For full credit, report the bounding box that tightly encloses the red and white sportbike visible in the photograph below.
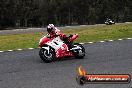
[39,34,85,63]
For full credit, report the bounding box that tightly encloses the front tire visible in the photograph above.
[39,48,55,63]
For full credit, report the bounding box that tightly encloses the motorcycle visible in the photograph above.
[39,34,85,63]
[105,19,115,25]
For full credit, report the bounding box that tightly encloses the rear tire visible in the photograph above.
[74,43,85,59]
[39,48,54,63]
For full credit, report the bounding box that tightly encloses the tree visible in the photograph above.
[0,0,132,29]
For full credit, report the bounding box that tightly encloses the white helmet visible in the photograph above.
[47,24,55,33]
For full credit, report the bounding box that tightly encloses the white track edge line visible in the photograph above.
[0,38,132,53]
[99,41,105,43]
[118,39,123,40]
[17,49,22,50]
[108,40,114,42]
[28,48,34,50]
[127,38,132,39]
[8,50,13,52]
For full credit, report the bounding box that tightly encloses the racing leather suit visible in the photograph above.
[48,27,73,49]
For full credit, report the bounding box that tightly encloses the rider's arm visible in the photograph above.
[56,31,67,40]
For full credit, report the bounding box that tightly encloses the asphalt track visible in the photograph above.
[0,39,132,88]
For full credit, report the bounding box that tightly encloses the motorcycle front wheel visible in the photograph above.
[39,48,55,63]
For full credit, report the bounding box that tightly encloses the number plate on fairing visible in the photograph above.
[46,36,64,51]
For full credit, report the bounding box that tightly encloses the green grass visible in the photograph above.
[0,23,132,51]
[0,32,45,51]
[63,24,132,42]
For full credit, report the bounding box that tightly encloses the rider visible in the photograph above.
[46,24,73,49]
[47,24,66,39]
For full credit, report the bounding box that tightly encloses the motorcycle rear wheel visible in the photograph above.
[74,43,85,59]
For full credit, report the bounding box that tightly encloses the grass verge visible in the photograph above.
[0,23,132,51]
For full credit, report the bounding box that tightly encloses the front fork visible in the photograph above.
[42,46,50,54]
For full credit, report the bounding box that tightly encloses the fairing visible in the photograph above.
[39,34,77,58]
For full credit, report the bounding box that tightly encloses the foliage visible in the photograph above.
[0,0,132,29]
